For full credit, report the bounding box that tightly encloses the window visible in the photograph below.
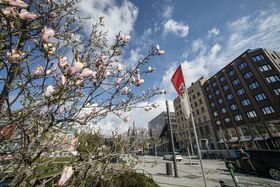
[255,93,267,101]
[247,110,257,118]
[266,75,280,83]
[212,81,217,87]
[274,88,280,95]
[201,107,205,112]
[196,109,199,115]
[223,84,230,91]
[230,104,238,110]
[252,54,265,62]
[238,62,247,70]
[241,99,251,106]
[236,88,245,95]
[213,111,218,117]
[210,102,215,108]
[195,102,198,107]
[262,106,275,115]
[205,86,210,91]
[193,95,196,99]
[234,115,243,121]
[203,115,207,122]
[232,79,240,86]
[226,94,234,101]
[199,99,202,104]
[216,120,221,125]
[243,71,253,79]
[197,92,200,96]
[224,118,231,123]
[221,108,227,113]
[228,69,236,77]
[215,90,220,95]
[208,94,212,99]
[219,76,225,82]
[258,64,272,72]
[217,98,223,104]
[249,81,259,90]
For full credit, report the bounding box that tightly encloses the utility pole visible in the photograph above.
[164,90,179,178]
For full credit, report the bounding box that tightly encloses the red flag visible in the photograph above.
[171,65,185,96]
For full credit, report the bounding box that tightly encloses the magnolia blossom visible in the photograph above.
[152,102,160,108]
[44,85,55,97]
[144,105,152,111]
[75,79,83,86]
[155,44,165,55]
[70,61,84,75]
[4,0,28,8]
[59,57,68,68]
[42,27,55,43]
[135,79,144,86]
[116,63,123,72]
[46,69,52,75]
[33,65,44,77]
[60,75,66,86]
[115,78,122,85]
[123,116,129,123]
[58,166,74,186]
[8,49,24,62]
[43,43,56,54]
[18,9,38,20]
[79,68,95,78]
[146,66,154,73]
[119,34,130,43]
[2,7,17,17]
[123,86,129,93]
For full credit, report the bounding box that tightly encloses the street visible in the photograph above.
[135,156,280,187]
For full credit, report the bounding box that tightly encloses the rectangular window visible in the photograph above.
[258,64,272,72]
[238,62,247,70]
[234,115,243,121]
[241,99,251,106]
[226,94,234,101]
[228,69,236,77]
[221,108,227,113]
[217,98,223,104]
[230,104,238,111]
[216,120,221,125]
[255,93,267,101]
[215,90,220,95]
[213,111,218,117]
[219,76,225,82]
[266,75,280,83]
[243,71,253,79]
[212,81,217,87]
[252,54,265,62]
[262,106,275,115]
[247,110,257,118]
[208,94,212,99]
[224,118,231,123]
[232,79,240,86]
[274,88,280,95]
[249,81,259,90]
[210,102,215,108]
[236,88,245,95]
[223,84,229,91]
[205,86,210,91]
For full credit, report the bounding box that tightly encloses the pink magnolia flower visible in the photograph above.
[119,34,130,43]
[2,7,17,17]
[8,49,25,62]
[123,86,129,93]
[75,79,83,86]
[59,57,67,68]
[33,65,44,77]
[46,69,52,75]
[155,44,165,55]
[79,68,95,78]
[116,63,123,72]
[43,43,56,54]
[60,75,66,86]
[70,61,84,75]
[146,66,154,73]
[5,0,28,8]
[42,27,55,43]
[115,78,122,85]
[144,105,152,111]
[44,85,55,97]
[18,9,38,21]
[135,79,144,86]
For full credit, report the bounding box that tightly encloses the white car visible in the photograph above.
[163,152,183,161]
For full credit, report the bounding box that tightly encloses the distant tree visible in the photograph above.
[0,0,165,186]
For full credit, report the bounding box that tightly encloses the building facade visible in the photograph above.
[203,48,280,150]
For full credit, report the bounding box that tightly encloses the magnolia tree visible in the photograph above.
[0,0,165,186]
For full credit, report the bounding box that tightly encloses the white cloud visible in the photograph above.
[192,39,205,52]
[163,6,173,18]
[164,19,189,37]
[78,0,138,44]
[207,27,220,39]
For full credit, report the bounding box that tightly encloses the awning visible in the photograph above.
[228,137,239,143]
[253,136,269,141]
[239,136,252,142]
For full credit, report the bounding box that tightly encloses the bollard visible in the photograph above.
[226,161,241,187]
[166,162,173,176]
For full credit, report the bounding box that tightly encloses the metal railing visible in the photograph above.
[135,169,153,179]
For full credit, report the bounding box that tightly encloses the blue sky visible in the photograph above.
[78,0,280,135]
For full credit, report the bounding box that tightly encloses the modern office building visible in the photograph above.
[203,48,280,150]
[148,111,178,153]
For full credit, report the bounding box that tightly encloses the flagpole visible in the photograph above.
[179,64,207,187]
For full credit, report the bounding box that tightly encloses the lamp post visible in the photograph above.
[163,90,179,178]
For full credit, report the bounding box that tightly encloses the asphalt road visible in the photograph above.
[135,155,280,187]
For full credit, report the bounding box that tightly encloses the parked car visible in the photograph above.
[163,152,183,161]
[227,150,280,181]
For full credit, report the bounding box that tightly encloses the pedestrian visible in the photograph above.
[239,149,256,172]
[219,180,230,187]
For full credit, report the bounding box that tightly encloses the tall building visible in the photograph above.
[203,48,280,150]
[148,111,178,153]
[173,77,218,154]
